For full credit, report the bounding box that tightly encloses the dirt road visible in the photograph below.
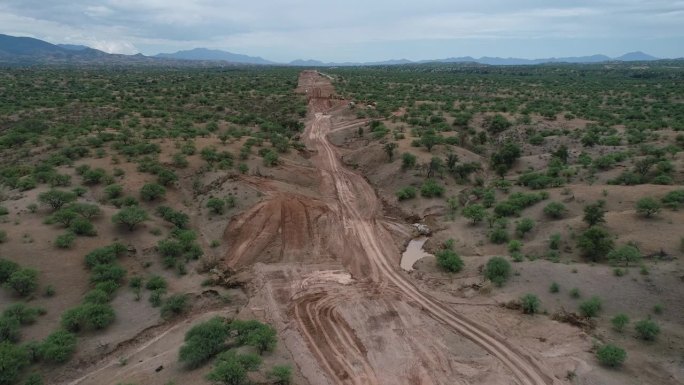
[225,71,562,385]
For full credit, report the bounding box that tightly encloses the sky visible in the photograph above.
[1,0,683,62]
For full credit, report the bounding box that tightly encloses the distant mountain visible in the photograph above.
[290,53,659,67]
[155,48,274,65]
[0,34,67,56]
[57,44,91,51]
[615,51,658,61]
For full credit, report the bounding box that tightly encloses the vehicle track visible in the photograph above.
[294,71,558,385]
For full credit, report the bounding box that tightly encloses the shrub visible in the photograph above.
[206,357,247,385]
[229,320,277,354]
[611,314,629,332]
[0,316,20,343]
[607,245,641,267]
[395,187,416,201]
[104,184,123,200]
[577,226,614,261]
[179,317,230,369]
[596,344,626,368]
[635,197,661,218]
[484,257,511,286]
[70,218,97,236]
[401,152,416,170]
[161,294,189,319]
[515,218,535,238]
[543,202,567,219]
[5,268,38,297]
[583,201,606,226]
[55,232,76,249]
[84,289,111,304]
[207,198,226,214]
[140,183,166,201]
[156,206,189,228]
[145,275,167,291]
[435,249,464,272]
[462,204,486,223]
[269,365,293,385]
[420,179,444,198]
[661,189,684,209]
[634,319,660,341]
[38,189,76,211]
[489,227,509,244]
[90,264,126,285]
[50,209,77,227]
[84,244,126,268]
[112,206,148,231]
[61,303,115,332]
[579,296,602,317]
[520,294,540,314]
[549,282,560,293]
[508,240,522,253]
[39,330,76,363]
[0,259,19,283]
[69,203,101,219]
[0,342,29,385]
[2,303,41,325]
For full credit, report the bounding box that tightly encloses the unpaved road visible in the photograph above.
[225,71,562,385]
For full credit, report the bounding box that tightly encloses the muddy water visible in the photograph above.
[400,237,434,271]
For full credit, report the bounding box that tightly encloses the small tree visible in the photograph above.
[515,218,535,238]
[435,249,464,272]
[484,257,511,286]
[39,330,76,363]
[577,226,614,261]
[583,201,606,226]
[596,344,626,368]
[112,207,148,231]
[634,319,660,341]
[0,342,29,385]
[269,365,293,385]
[38,189,76,211]
[206,358,247,385]
[5,268,38,297]
[543,202,567,219]
[520,294,541,314]
[207,198,226,214]
[607,245,641,267]
[383,142,398,161]
[579,296,602,317]
[161,294,188,319]
[401,152,416,170]
[611,314,629,332]
[635,197,661,218]
[140,183,166,201]
[462,204,486,224]
[420,179,444,198]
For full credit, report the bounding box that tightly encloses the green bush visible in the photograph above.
[611,313,629,332]
[435,249,464,272]
[5,269,39,297]
[583,201,606,226]
[462,204,486,223]
[140,183,166,201]
[179,317,230,369]
[0,259,19,283]
[39,330,76,363]
[515,218,535,238]
[596,344,626,368]
[661,189,684,209]
[520,294,540,314]
[156,206,189,228]
[634,319,660,341]
[2,303,41,325]
[70,218,97,236]
[55,232,76,249]
[207,197,226,214]
[395,186,416,201]
[543,202,567,219]
[0,316,20,343]
[84,243,126,269]
[90,264,126,285]
[484,257,511,286]
[103,184,123,200]
[607,245,641,267]
[145,275,167,291]
[112,206,148,231]
[38,189,76,211]
[229,320,277,354]
[549,282,560,293]
[579,296,602,317]
[0,342,29,385]
[83,289,111,304]
[161,294,188,319]
[401,152,416,170]
[635,197,661,218]
[577,226,614,261]
[61,303,115,332]
[420,179,444,198]
[269,365,293,385]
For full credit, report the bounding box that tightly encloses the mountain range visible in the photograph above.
[0,33,669,67]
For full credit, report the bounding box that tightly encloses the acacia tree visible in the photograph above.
[383,142,398,161]
[583,200,606,226]
[112,207,148,231]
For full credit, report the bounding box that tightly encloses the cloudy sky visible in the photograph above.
[1,0,683,61]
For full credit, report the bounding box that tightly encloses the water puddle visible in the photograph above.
[400,237,434,271]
